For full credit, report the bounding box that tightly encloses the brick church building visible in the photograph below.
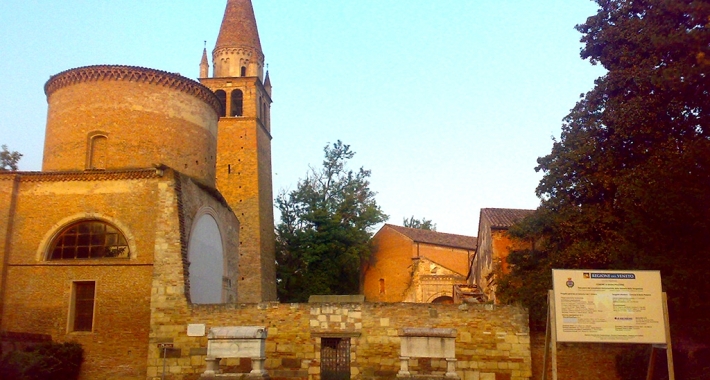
[0,0,276,377]
[0,2,537,380]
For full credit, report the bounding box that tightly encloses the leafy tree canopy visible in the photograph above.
[275,141,388,302]
[402,216,436,231]
[1,145,22,171]
[498,0,710,339]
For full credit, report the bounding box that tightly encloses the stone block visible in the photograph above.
[463,370,480,380]
[497,343,512,351]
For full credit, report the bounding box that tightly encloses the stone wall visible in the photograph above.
[146,301,532,380]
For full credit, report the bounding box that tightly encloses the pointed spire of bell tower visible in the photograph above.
[199,41,210,78]
[264,70,271,97]
[212,0,265,80]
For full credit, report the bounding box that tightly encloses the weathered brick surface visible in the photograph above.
[473,228,531,303]
[363,226,415,302]
[364,227,472,303]
[0,166,242,380]
[0,172,164,379]
[0,176,19,322]
[43,67,219,187]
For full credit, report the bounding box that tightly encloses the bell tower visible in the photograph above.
[200,0,276,302]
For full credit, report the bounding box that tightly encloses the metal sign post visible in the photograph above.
[157,343,174,380]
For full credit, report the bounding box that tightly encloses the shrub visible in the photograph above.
[0,341,83,380]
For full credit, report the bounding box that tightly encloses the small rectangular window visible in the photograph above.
[70,281,95,332]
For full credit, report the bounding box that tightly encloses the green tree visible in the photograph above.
[402,216,436,231]
[1,145,22,171]
[498,0,710,340]
[275,141,388,302]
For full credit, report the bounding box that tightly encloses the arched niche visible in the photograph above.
[187,213,224,304]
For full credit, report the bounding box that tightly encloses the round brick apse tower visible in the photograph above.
[42,65,222,186]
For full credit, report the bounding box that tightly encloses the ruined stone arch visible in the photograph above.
[427,291,454,304]
[187,207,227,304]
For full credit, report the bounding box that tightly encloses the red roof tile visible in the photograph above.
[480,208,535,229]
[215,0,263,55]
[385,224,477,250]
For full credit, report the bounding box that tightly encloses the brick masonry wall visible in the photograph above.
[43,77,219,187]
[0,173,169,380]
[146,301,532,380]
[0,176,19,323]
[363,227,415,302]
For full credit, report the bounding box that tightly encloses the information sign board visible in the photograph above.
[552,269,665,344]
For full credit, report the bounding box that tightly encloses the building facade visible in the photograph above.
[470,208,534,303]
[362,224,476,303]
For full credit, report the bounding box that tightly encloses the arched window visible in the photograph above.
[215,90,227,117]
[240,66,247,77]
[88,135,107,169]
[49,220,130,260]
[230,90,243,117]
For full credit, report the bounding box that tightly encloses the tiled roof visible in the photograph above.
[215,0,263,55]
[0,168,162,182]
[480,208,536,229]
[385,224,477,250]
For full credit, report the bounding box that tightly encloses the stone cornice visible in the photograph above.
[0,168,163,182]
[44,65,222,114]
[212,47,265,63]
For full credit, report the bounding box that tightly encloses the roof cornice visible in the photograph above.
[44,65,222,115]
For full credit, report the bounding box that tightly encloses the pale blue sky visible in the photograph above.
[0,0,605,235]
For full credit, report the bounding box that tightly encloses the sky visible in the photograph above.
[0,0,606,236]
